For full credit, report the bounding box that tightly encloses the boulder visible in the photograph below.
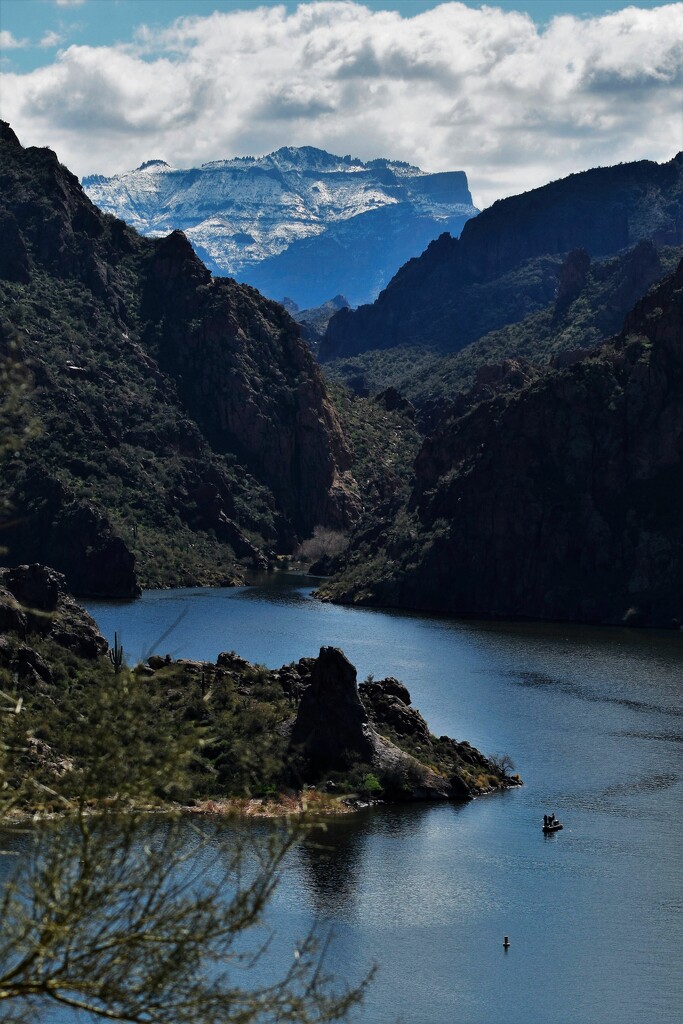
[359,676,431,741]
[216,650,252,672]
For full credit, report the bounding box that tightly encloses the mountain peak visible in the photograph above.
[83,149,477,306]
[268,145,351,169]
[135,159,171,171]
[0,120,22,148]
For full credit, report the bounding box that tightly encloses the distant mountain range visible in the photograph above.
[82,147,478,307]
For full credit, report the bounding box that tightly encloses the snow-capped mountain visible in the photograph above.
[83,146,478,307]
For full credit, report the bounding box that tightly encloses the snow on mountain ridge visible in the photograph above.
[82,146,477,304]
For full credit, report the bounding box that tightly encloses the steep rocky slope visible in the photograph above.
[323,239,683,426]
[319,259,683,628]
[0,122,358,594]
[83,148,477,308]
[322,153,683,361]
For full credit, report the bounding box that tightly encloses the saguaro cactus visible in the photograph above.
[108,632,124,673]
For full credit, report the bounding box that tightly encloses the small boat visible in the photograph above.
[542,817,563,833]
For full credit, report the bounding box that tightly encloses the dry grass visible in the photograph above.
[183,791,354,819]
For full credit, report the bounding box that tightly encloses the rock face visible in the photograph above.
[290,647,376,769]
[0,122,360,591]
[322,153,683,360]
[0,564,107,659]
[140,230,360,537]
[83,148,478,308]
[290,647,460,800]
[358,677,430,742]
[7,472,140,599]
[322,259,683,628]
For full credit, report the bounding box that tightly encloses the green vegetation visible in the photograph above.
[0,268,277,589]
[0,126,361,596]
[0,638,371,1023]
[0,641,292,808]
[324,244,683,418]
[327,383,422,505]
[321,257,683,628]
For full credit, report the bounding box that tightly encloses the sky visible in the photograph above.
[0,0,681,207]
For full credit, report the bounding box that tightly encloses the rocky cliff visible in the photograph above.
[0,563,107,660]
[322,239,682,426]
[320,259,683,628]
[0,122,359,593]
[322,153,683,361]
[138,229,359,537]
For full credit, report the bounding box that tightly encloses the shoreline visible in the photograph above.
[0,794,364,828]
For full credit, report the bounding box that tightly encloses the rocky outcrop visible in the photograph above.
[0,564,107,659]
[0,581,513,804]
[288,646,485,801]
[138,646,506,802]
[322,153,683,360]
[141,231,360,537]
[6,470,140,599]
[358,677,430,742]
[554,248,591,313]
[373,388,417,421]
[322,259,683,628]
[290,647,377,768]
[0,210,30,284]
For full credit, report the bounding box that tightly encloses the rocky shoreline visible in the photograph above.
[0,563,520,814]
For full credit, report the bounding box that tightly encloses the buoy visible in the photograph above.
[503,936,510,950]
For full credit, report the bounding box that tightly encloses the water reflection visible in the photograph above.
[296,816,369,917]
[78,577,683,1024]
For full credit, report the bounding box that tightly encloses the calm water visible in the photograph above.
[79,575,683,1022]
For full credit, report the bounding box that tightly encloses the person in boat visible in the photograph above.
[544,814,548,826]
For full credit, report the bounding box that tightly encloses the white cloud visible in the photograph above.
[55,1,86,7]
[0,29,28,49]
[1,1,682,207]
[40,30,67,49]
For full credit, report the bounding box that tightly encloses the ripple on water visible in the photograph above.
[79,581,683,1024]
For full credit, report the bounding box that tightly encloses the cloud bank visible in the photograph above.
[1,1,681,206]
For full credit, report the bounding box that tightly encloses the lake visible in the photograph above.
[79,573,683,1023]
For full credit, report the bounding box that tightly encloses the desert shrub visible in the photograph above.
[489,752,516,778]
[360,772,383,796]
[297,525,349,562]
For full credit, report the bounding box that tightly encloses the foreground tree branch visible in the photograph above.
[0,802,373,1023]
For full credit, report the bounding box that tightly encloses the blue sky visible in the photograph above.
[1,0,680,206]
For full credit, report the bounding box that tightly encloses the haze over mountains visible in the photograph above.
[82,147,477,308]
